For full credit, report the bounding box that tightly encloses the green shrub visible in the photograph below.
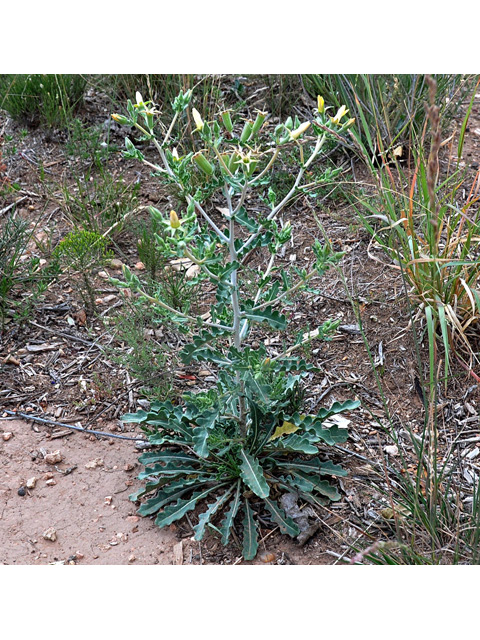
[52,229,112,315]
[60,163,139,236]
[0,74,86,128]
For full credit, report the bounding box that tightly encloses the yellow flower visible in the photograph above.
[290,121,311,140]
[330,105,349,125]
[317,95,325,114]
[192,108,204,131]
[169,210,181,229]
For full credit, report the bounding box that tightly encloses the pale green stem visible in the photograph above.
[137,288,233,333]
[252,269,317,311]
[240,134,326,255]
[248,148,280,185]
[226,189,247,436]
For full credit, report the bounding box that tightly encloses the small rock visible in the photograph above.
[26,477,37,489]
[18,486,27,496]
[85,458,104,469]
[260,552,276,564]
[384,445,399,456]
[123,463,135,472]
[126,515,139,523]
[108,258,123,270]
[43,527,57,542]
[43,472,54,480]
[45,450,63,465]
[2,432,13,441]
[104,496,113,505]
[45,479,57,486]
[135,261,145,270]
[128,554,136,563]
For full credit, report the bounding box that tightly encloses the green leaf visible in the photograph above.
[138,462,201,479]
[138,451,199,466]
[263,497,300,537]
[235,206,260,233]
[242,305,287,330]
[275,433,318,455]
[274,458,347,477]
[220,481,242,546]
[138,479,204,516]
[154,486,217,528]
[291,471,341,501]
[121,410,148,423]
[193,485,235,541]
[242,499,258,561]
[238,449,270,498]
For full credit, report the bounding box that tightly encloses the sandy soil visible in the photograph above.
[0,419,179,565]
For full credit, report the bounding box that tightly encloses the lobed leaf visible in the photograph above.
[263,497,300,538]
[238,449,270,498]
[154,486,217,528]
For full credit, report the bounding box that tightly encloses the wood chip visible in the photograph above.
[173,541,184,565]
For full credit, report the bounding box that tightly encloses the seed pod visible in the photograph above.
[192,151,214,175]
[228,152,240,172]
[251,110,267,135]
[221,110,233,133]
[240,120,254,143]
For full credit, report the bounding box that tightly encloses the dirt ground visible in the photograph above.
[1,75,480,565]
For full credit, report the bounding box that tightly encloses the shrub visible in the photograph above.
[0,74,86,128]
[52,229,112,315]
[112,89,360,559]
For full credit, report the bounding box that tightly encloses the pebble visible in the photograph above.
[384,445,399,456]
[43,472,54,480]
[45,450,63,465]
[85,458,104,469]
[128,554,136,563]
[26,477,37,489]
[2,432,13,441]
[43,527,57,542]
[18,486,27,496]
[45,479,57,486]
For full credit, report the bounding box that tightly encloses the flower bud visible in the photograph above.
[192,108,204,131]
[135,92,144,107]
[192,151,214,175]
[290,121,311,140]
[221,110,233,133]
[111,113,130,125]
[170,210,181,229]
[317,95,325,114]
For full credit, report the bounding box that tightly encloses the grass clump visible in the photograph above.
[0,74,86,128]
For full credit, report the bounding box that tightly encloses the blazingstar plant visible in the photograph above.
[113,91,359,560]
